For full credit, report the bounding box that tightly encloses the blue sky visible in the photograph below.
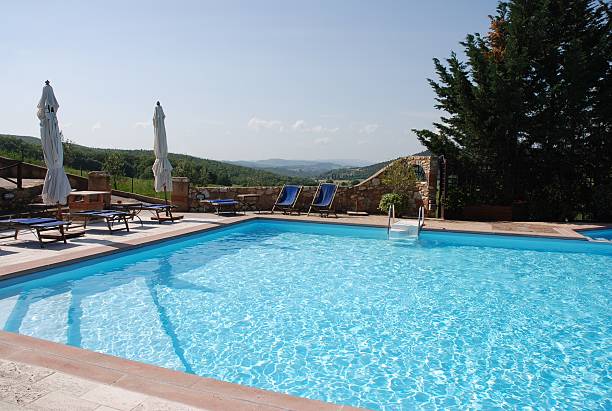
[1,1,496,163]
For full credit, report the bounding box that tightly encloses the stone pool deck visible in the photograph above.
[0,212,609,410]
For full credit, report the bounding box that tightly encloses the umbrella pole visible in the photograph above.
[163,185,168,206]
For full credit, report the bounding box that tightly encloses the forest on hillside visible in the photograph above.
[0,135,317,191]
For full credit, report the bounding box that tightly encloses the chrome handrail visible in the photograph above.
[387,203,395,237]
[417,206,425,235]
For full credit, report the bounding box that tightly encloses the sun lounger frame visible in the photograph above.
[112,203,183,224]
[0,218,84,248]
[202,199,241,216]
[72,210,131,233]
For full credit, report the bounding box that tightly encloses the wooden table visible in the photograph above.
[67,191,111,211]
[237,194,261,213]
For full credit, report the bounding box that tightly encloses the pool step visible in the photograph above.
[389,219,420,240]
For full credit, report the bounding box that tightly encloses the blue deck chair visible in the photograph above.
[307,183,338,217]
[272,185,303,214]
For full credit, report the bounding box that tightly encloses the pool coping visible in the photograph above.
[0,215,609,410]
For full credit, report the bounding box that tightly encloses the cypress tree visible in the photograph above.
[415,0,611,221]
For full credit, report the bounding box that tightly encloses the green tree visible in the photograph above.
[414,0,611,221]
[382,159,417,197]
[103,152,125,189]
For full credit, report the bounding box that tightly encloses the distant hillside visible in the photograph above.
[0,134,317,187]
[320,159,394,180]
[227,159,367,178]
[320,150,432,181]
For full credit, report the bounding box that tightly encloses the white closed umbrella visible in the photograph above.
[152,101,173,201]
[36,80,72,205]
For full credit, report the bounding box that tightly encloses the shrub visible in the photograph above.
[379,193,405,214]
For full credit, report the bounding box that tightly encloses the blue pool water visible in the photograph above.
[581,228,612,241]
[0,221,610,410]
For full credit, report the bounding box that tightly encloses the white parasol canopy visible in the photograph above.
[152,101,173,193]
[36,81,72,205]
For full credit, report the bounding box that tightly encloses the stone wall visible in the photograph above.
[0,185,42,214]
[189,156,438,216]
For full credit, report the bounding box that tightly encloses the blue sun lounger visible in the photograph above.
[71,210,131,233]
[0,217,83,247]
[272,185,303,214]
[202,199,241,216]
[307,183,338,217]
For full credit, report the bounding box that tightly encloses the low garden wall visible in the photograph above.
[189,156,438,216]
[0,185,43,214]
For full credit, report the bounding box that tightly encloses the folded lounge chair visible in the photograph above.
[307,183,338,217]
[0,217,84,247]
[202,199,241,216]
[71,210,131,233]
[272,185,302,214]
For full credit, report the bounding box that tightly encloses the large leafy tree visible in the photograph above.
[415,0,611,221]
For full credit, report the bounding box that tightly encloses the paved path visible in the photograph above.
[0,359,204,410]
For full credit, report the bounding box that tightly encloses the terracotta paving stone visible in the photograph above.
[113,375,283,411]
[73,351,203,388]
[6,351,124,386]
[0,344,24,359]
[190,378,349,411]
[0,334,87,361]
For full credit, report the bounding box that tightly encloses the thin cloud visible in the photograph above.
[359,124,379,135]
[293,120,339,134]
[133,121,150,128]
[247,117,283,131]
[292,120,307,131]
[91,121,102,132]
[249,117,339,134]
[314,137,331,145]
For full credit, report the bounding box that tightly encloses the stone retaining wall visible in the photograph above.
[189,156,438,216]
[0,185,43,213]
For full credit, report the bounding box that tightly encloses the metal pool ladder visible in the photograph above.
[387,204,424,241]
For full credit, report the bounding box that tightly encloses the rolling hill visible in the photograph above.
[227,159,369,178]
[0,134,317,187]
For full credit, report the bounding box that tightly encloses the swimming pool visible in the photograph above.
[0,220,610,410]
[581,228,612,242]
